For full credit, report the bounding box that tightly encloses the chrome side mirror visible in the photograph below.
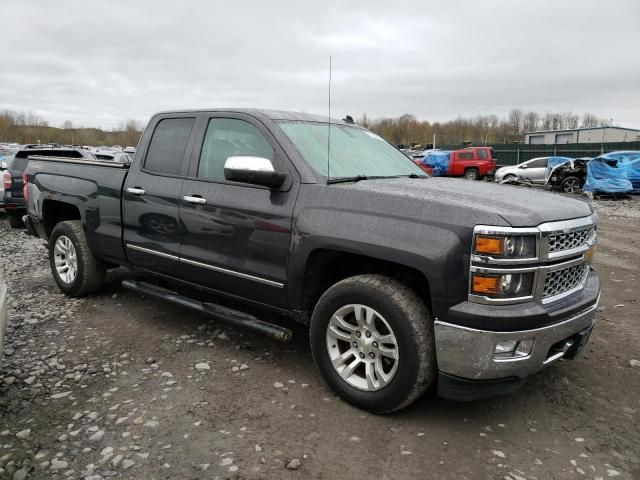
[224,156,287,188]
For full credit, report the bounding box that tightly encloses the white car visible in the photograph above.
[495,157,550,184]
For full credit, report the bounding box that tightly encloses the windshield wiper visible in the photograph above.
[327,173,428,184]
[327,175,371,184]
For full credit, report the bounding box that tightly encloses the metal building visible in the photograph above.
[524,126,640,145]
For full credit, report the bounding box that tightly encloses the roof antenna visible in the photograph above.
[327,56,332,184]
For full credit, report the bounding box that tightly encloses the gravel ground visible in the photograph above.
[591,196,640,220]
[0,199,639,480]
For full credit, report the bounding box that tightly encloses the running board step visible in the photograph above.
[121,280,292,343]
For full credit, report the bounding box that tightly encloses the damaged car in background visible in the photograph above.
[495,157,550,185]
[544,157,591,194]
[499,151,638,196]
[594,151,640,192]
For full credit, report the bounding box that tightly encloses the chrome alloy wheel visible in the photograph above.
[325,304,399,391]
[54,235,78,284]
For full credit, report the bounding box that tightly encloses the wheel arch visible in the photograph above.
[42,200,81,238]
[296,248,432,323]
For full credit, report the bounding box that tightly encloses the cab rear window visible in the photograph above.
[144,117,195,176]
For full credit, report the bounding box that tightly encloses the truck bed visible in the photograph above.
[25,156,130,265]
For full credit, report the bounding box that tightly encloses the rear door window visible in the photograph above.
[477,149,488,159]
[458,152,474,160]
[144,117,195,176]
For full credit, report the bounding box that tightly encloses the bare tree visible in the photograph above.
[540,112,552,130]
[581,113,599,128]
[564,112,579,129]
[507,109,524,136]
[358,113,370,128]
[523,111,540,132]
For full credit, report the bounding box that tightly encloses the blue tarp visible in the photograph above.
[420,151,451,176]
[596,151,640,192]
[582,158,633,194]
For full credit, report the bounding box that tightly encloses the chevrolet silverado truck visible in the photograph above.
[22,109,600,413]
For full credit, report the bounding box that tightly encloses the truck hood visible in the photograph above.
[347,177,593,227]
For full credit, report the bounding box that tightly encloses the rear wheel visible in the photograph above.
[7,213,22,228]
[309,274,435,414]
[464,168,480,180]
[49,220,106,297]
[562,176,581,194]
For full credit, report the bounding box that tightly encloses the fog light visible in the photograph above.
[494,339,534,360]
[494,340,518,355]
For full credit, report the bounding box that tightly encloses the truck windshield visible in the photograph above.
[278,121,426,180]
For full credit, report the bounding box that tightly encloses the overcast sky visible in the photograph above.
[1,0,639,129]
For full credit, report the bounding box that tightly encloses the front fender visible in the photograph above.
[288,205,472,315]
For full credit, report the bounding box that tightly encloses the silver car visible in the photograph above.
[495,157,550,184]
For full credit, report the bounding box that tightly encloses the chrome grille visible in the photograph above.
[547,227,594,253]
[543,263,589,298]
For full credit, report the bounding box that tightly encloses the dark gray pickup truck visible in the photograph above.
[23,109,600,413]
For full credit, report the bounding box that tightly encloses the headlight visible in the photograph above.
[474,234,536,259]
[471,272,534,298]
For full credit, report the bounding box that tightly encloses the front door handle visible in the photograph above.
[183,195,207,205]
[127,187,146,195]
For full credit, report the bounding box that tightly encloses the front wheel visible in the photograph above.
[49,220,106,297]
[464,169,480,180]
[309,274,436,414]
[562,176,582,194]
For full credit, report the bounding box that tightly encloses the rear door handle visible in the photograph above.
[183,195,207,204]
[127,187,146,196]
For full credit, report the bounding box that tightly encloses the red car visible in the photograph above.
[416,147,497,180]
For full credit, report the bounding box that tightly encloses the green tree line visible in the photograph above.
[360,109,612,147]
[0,110,144,147]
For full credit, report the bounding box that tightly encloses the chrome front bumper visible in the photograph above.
[434,298,599,381]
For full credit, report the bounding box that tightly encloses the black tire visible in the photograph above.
[464,168,480,180]
[503,174,517,182]
[562,176,582,194]
[309,274,436,414]
[49,220,106,297]
[7,213,23,229]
